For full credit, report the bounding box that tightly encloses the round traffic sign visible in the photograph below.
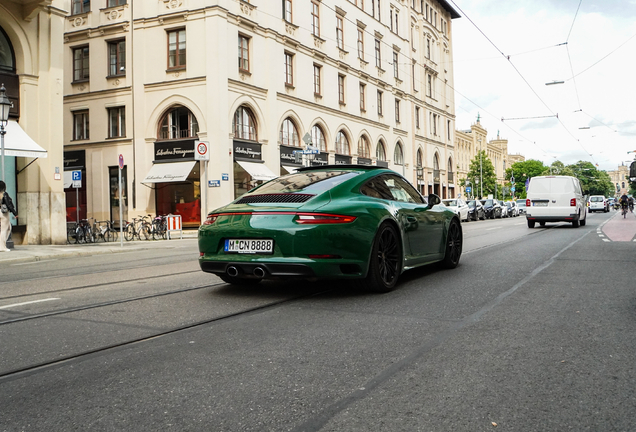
[197,141,208,156]
[119,154,124,170]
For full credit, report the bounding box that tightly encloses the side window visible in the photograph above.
[360,175,394,200]
[392,176,424,203]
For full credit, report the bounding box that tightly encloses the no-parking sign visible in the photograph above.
[195,141,210,161]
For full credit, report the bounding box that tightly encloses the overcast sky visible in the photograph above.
[449,0,636,171]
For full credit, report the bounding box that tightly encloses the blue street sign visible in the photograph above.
[221,173,229,181]
[511,186,516,192]
[294,149,320,155]
[466,186,472,193]
[72,170,82,181]
[208,180,220,187]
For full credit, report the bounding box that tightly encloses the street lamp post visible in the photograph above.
[0,84,14,182]
[478,138,483,198]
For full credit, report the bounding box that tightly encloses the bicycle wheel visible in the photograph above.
[104,228,116,242]
[152,222,161,240]
[141,224,151,240]
[67,226,77,244]
[76,227,86,244]
[124,224,135,241]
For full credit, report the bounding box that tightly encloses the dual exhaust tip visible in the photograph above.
[227,266,265,279]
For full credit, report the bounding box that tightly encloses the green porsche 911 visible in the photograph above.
[198,165,462,292]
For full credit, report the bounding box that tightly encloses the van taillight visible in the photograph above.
[570,198,576,206]
[526,199,531,207]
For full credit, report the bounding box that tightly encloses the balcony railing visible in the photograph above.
[447,171,454,182]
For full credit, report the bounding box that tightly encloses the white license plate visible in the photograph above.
[225,239,274,254]
[533,202,548,207]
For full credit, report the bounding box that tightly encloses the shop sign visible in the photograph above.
[357,157,372,165]
[310,152,329,166]
[280,145,302,166]
[154,140,195,162]
[335,154,352,165]
[376,160,389,168]
[64,150,86,170]
[233,140,262,161]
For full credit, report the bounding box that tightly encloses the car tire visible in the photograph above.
[572,218,580,228]
[580,216,586,226]
[441,219,462,269]
[359,222,402,293]
[219,274,262,286]
[528,220,535,228]
[539,222,546,227]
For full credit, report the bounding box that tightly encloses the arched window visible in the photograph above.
[158,106,199,140]
[417,149,423,168]
[233,105,257,141]
[394,142,404,165]
[434,153,440,170]
[0,27,15,73]
[280,118,299,147]
[311,124,326,151]
[376,140,386,161]
[358,136,371,158]
[448,157,453,172]
[335,130,350,155]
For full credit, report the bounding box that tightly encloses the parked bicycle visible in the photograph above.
[151,215,167,240]
[94,220,119,242]
[67,218,95,244]
[124,215,152,241]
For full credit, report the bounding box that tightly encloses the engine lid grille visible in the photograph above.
[236,193,315,204]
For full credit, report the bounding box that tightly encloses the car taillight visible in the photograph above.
[294,213,357,224]
[203,214,218,225]
[526,199,531,207]
[570,198,576,206]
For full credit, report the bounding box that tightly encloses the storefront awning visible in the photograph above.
[237,160,278,181]
[3,120,48,158]
[142,161,196,183]
[281,165,300,174]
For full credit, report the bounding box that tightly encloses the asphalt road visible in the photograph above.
[0,211,635,431]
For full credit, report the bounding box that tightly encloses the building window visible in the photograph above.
[375,39,381,68]
[284,52,294,86]
[238,34,250,72]
[72,0,90,15]
[313,64,322,95]
[431,113,438,136]
[108,106,126,138]
[311,125,327,151]
[108,39,126,76]
[335,131,350,155]
[393,51,399,78]
[415,106,420,129]
[417,149,423,168]
[338,74,345,104]
[72,46,89,82]
[158,106,199,140]
[233,106,257,141]
[167,29,186,69]
[311,1,320,37]
[283,0,293,22]
[358,136,371,158]
[394,143,404,165]
[280,118,299,147]
[336,15,344,50]
[377,141,386,161]
[395,10,399,34]
[427,73,432,97]
[107,0,126,6]
[73,110,89,140]
[395,99,400,123]
[357,28,365,59]
[426,38,431,59]
[371,0,375,17]
[359,83,366,111]
[377,90,383,116]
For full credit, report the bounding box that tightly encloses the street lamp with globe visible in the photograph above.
[0,83,14,182]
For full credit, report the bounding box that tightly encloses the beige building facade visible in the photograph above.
[62,0,461,229]
[607,164,629,196]
[454,117,525,199]
[0,0,67,245]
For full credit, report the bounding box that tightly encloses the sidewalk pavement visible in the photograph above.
[0,230,199,265]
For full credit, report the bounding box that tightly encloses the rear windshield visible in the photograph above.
[528,177,572,194]
[251,171,359,194]
[481,199,494,205]
[590,196,604,202]
[444,200,457,206]
[516,200,526,206]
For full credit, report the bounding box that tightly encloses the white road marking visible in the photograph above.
[515,223,525,225]
[0,298,61,310]
[486,227,499,231]
[603,239,610,242]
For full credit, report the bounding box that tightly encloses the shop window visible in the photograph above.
[155,162,201,227]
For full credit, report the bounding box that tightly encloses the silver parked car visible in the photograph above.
[442,198,470,222]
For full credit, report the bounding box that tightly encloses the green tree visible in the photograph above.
[463,150,496,199]
[504,159,547,199]
[566,161,612,196]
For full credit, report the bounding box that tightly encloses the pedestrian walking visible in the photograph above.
[0,180,18,252]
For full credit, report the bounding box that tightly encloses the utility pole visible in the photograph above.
[478,138,483,198]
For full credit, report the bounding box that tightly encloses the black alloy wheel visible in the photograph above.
[441,219,462,269]
[360,223,402,293]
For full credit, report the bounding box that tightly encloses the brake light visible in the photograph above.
[203,214,218,225]
[570,198,576,206]
[526,199,531,207]
[294,213,357,224]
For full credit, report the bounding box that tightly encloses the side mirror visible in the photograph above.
[427,194,441,207]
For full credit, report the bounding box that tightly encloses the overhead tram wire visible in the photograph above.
[447,0,599,167]
[565,0,583,111]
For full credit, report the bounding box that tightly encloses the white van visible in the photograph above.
[525,175,587,228]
